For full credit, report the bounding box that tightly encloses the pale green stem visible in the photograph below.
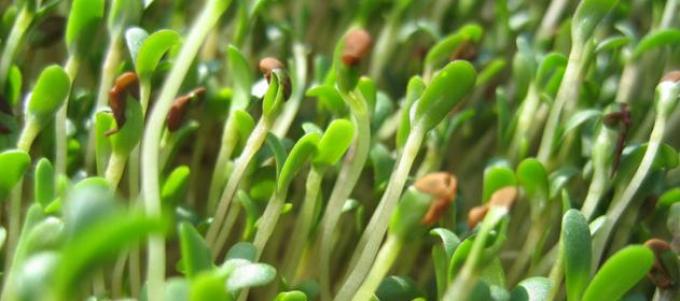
[54,56,81,177]
[546,242,565,301]
[369,14,397,80]
[141,2,226,300]
[206,115,239,213]
[252,186,290,257]
[318,108,370,301]
[105,152,128,191]
[351,235,402,301]
[0,6,32,93]
[85,35,123,172]
[272,43,307,138]
[335,125,425,301]
[212,200,241,259]
[282,167,324,281]
[580,168,608,220]
[509,85,540,161]
[537,45,585,164]
[591,116,665,268]
[206,118,270,250]
[128,146,142,297]
[443,206,507,300]
[508,220,544,284]
[535,0,569,47]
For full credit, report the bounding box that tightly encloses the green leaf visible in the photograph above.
[509,277,552,301]
[161,165,190,207]
[65,0,105,56]
[582,245,654,301]
[265,134,287,180]
[94,112,114,175]
[274,291,308,301]
[15,252,58,301]
[262,71,287,117]
[233,110,255,149]
[179,222,213,279]
[657,188,680,209]
[225,242,257,262]
[26,65,71,121]
[560,109,602,141]
[278,132,320,189]
[34,158,55,209]
[397,76,426,149]
[54,213,163,299]
[430,228,461,259]
[226,263,277,292]
[389,187,432,240]
[227,45,253,110]
[306,85,347,116]
[62,178,117,238]
[482,162,516,202]
[190,271,230,301]
[357,76,377,113]
[516,158,549,202]
[375,276,423,301]
[561,209,591,301]
[595,35,631,53]
[571,0,620,44]
[125,27,148,62]
[413,60,477,131]
[6,65,22,107]
[535,53,567,90]
[632,29,680,59]
[425,24,483,68]
[313,118,355,166]
[0,149,30,200]
[135,29,182,80]
[165,278,190,301]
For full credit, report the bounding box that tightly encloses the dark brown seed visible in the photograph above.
[166,87,206,132]
[259,57,284,81]
[467,205,489,229]
[108,72,139,133]
[644,238,674,289]
[450,40,477,61]
[661,71,680,83]
[342,29,372,66]
[417,173,458,225]
[488,187,518,210]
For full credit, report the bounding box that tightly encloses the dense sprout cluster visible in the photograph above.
[0,0,679,300]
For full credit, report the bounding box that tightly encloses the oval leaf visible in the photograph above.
[0,149,30,200]
[582,245,654,301]
[562,209,591,301]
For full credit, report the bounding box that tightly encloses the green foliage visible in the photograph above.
[582,246,654,301]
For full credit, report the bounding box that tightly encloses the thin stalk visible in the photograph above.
[318,107,370,301]
[212,199,241,259]
[335,125,425,301]
[282,167,324,281]
[0,6,33,93]
[351,235,402,301]
[443,207,507,300]
[507,220,544,284]
[206,115,239,213]
[591,115,665,268]
[546,242,565,300]
[534,0,569,47]
[141,2,226,300]
[85,36,124,172]
[252,186,290,257]
[368,11,398,81]
[537,45,588,165]
[55,56,80,177]
[104,152,128,193]
[272,43,307,138]
[509,85,541,161]
[207,118,270,250]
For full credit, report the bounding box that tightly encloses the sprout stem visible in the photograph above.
[282,167,324,281]
[105,152,128,189]
[272,43,307,138]
[206,115,239,213]
[0,6,32,95]
[335,125,425,300]
[55,56,81,177]
[351,234,402,301]
[318,100,370,301]
[85,36,123,172]
[207,118,270,250]
[141,1,226,299]
[591,115,665,268]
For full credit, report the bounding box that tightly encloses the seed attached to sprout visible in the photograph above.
[167,87,206,132]
[107,72,139,135]
[342,29,372,66]
[644,238,673,289]
[467,205,488,228]
[661,71,680,83]
[415,172,458,225]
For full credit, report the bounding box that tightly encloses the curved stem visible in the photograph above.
[206,115,239,213]
[272,43,307,138]
[335,125,425,301]
[206,118,270,250]
[141,2,227,300]
[282,167,324,281]
[85,35,123,172]
[537,46,585,165]
[0,6,33,94]
[55,56,80,177]
[252,187,289,257]
[351,235,402,301]
[591,116,665,268]
[105,152,128,189]
[318,108,370,301]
